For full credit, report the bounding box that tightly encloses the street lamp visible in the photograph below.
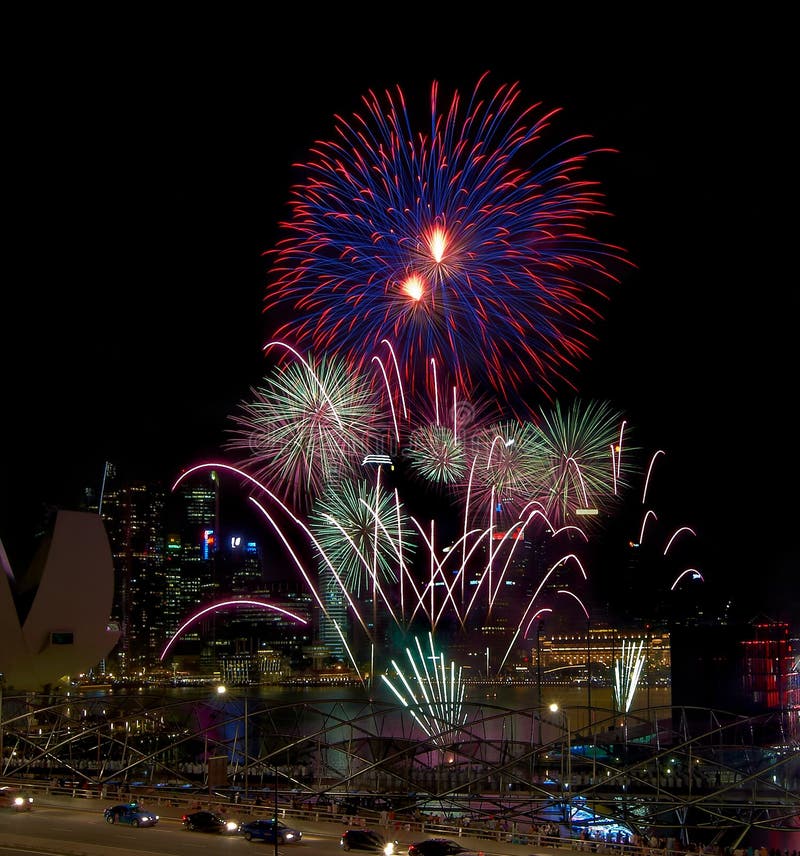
[549,703,571,835]
[216,685,249,801]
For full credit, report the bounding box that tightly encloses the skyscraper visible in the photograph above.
[101,476,166,671]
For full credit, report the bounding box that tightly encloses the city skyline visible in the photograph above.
[3,24,796,628]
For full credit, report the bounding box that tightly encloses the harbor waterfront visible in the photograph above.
[3,679,798,847]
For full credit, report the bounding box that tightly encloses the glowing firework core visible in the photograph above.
[429,227,446,263]
[403,275,425,302]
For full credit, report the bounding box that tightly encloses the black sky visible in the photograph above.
[3,18,796,624]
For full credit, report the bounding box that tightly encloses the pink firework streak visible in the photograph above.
[159,598,307,660]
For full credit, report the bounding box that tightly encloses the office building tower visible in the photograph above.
[101,477,166,671]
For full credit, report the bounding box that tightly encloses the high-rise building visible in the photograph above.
[101,475,167,671]
[161,472,221,662]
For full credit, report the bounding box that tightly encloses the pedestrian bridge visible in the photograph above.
[1,690,797,846]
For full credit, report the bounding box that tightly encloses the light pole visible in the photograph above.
[274,761,279,856]
[586,617,592,730]
[536,623,544,745]
[0,672,4,777]
[549,703,571,836]
[244,693,249,802]
[645,624,651,713]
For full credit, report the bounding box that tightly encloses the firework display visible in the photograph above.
[171,75,702,732]
[381,632,467,745]
[613,638,646,714]
[406,423,467,485]
[534,399,635,528]
[263,73,631,405]
[308,476,412,596]
[226,349,387,509]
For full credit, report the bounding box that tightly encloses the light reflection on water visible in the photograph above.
[158,682,670,709]
[135,681,672,739]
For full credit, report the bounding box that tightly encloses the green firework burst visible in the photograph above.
[535,399,636,527]
[226,353,387,509]
[310,478,415,596]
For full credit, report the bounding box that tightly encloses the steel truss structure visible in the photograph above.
[1,691,797,845]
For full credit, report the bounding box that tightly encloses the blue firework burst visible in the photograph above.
[264,72,630,405]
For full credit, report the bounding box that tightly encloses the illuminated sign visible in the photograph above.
[492,527,524,540]
[203,529,215,560]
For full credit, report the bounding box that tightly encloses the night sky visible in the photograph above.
[3,18,796,625]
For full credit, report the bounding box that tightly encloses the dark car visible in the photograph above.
[240,818,303,844]
[0,786,34,811]
[407,840,482,856]
[340,827,398,853]
[103,802,159,827]
[181,809,239,833]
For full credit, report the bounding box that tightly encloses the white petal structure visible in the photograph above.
[381,633,467,746]
[613,638,645,714]
[0,511,120,690]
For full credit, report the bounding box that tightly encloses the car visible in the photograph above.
[103,802,159,827]
[56,776,90,788]
[0,786,34,811]
[181,809,240,833]
[340,827,398,853]
[407,840,483,856]
[239,818,303,844]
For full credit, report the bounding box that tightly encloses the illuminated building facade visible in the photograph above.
[534,627,671,687]
[671,617,794,715]
[740,620,793,709]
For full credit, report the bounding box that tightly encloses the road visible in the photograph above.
[0,793,567,856]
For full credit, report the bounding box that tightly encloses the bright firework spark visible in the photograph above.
[663,526,697,556]
[464,419,548,527]
[534,399,636,528]
[670,568,704,590]
[404,373,498,489]
[264,73,631,404]
[381,633,467,746]
[406,423,467,485]
[225,349,387,509]
[496,551,588,674]
[172,450,594,658]
[309,477,414,596]
[613,638,645,714]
